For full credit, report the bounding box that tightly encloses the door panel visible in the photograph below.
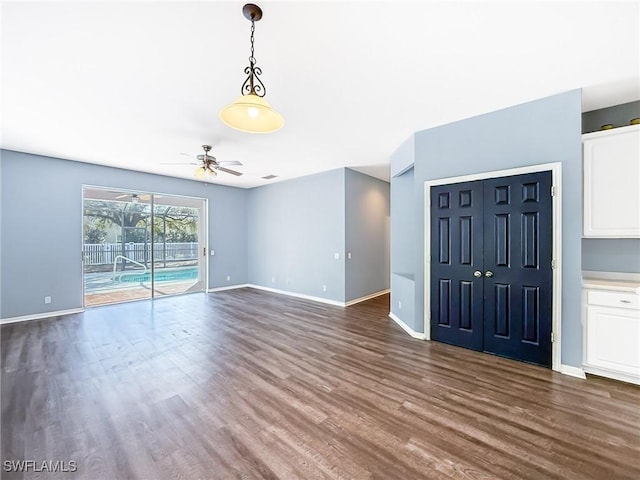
[431,181,484,351]
[482,172,553,366]
[429,171,553,367]
[151,194,206,298]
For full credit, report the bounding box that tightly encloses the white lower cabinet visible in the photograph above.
[583,286,640,385]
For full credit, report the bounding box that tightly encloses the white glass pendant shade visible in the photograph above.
[195,166,206,178]
[219,94,284,133]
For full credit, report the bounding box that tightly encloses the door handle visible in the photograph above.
[473,270,482,278]
[485,271,494,277]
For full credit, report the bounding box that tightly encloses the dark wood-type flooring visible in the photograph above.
[2,289,639,479]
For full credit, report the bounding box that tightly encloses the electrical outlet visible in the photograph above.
[323,285,327,292]
[334,253,340,260]
[226,275,231,281]
[398,300,402,310]
[347,252,352,259]
[271,276,276,283]
[44,296,51,304]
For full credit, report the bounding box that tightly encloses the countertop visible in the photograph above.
[582,271,640,294]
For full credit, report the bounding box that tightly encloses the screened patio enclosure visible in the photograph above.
[82,187,207,307]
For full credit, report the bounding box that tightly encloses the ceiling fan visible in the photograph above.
[114,193,152,202]
[164,145,243,178]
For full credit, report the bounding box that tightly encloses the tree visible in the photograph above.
[83,200,149,231]
[84,200,199,243]
[83,223,107,243]
[153,206,198,243]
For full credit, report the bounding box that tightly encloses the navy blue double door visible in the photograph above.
[430,171,553,367]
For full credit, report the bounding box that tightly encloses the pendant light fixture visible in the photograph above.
[219,3,284,134]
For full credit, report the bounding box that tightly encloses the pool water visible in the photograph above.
[118,267,199,283]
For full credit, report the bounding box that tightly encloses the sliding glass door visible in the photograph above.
[82,187,206,307]
[151,194,206,298]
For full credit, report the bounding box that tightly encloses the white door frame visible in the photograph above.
[423,162,562,372]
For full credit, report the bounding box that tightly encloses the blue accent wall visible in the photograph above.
[582,239,640,273]
[391,90,584,367]
[390,166,416,328]
[247,169,346,302]
[1,154,391,319]
[390,135,415,177]
[0,149,248,319]
[345,168,390,302]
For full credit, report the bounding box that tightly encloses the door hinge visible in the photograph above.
[203,247,207,257]
[551,185,557,197]
[551,332,555,343]
[551,259,556,269]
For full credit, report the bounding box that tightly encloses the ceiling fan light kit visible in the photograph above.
[219,3,284,134]
[195,165,216,178]
[191,145,241,178]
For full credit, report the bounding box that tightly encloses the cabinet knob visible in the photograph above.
[473,270,482,278]
[485,271,494,278]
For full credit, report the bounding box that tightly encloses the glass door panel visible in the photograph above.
[151,194,206,298]
[83,188,153,306]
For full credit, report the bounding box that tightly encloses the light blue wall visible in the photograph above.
[0,149,248,319]
[390,167,415,277]
[581,101,640,273]
[405,90,583,367]
[390,166,417,327]
[582,239,640,273]
[390,135,415,177]
[247,169,346,302]
[344,168,390,302]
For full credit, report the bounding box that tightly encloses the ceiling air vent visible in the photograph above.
[261,174,278,180]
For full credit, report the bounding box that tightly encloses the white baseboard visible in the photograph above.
[1,308,85,325]
[245,284,346,307]
[388,312,427,340]
[582,364,639,385]
[344,289,390,306]
[559,364,587,379]
[209,284,388,307]
[206,284,249,293]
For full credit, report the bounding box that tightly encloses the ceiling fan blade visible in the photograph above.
[217,160,242,166]
[216,166,243,176]
[161,162,199,165]
[115,194,129,199]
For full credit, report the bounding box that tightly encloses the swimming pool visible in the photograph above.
[118,266,199,283]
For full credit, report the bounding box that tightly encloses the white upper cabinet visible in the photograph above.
[583,124,640,238]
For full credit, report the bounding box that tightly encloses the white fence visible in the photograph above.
[84,242,198,266]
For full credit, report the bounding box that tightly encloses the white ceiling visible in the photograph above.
[2,1,639,188]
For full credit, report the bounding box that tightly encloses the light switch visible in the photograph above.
[210,249,215,256]
[347,252,352,259]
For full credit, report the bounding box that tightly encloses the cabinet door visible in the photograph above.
[585,305,640,377]
[583,126,640,237]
